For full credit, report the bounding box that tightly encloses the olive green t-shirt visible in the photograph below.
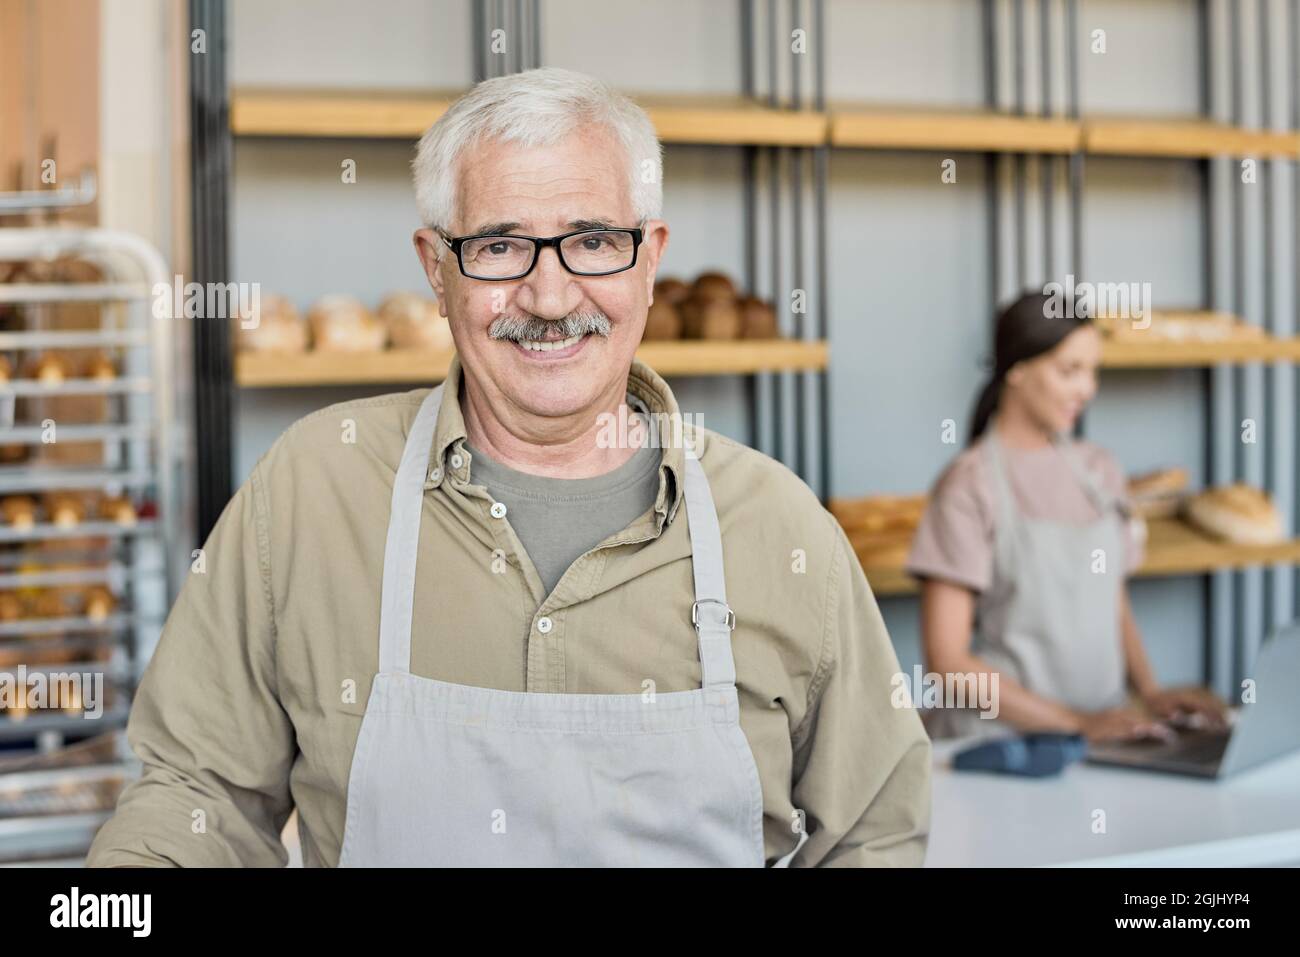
[464,428,662,597]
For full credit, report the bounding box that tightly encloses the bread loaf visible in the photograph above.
[235,294,309,353]
[1127,467,1189,520]
[1,496,36,530]
[680,297,741,339]
[307,295,386,352]
[1184,484,1284,544]
[738,296,778,339]
[654,278,692,306]
[378,292,453,351]
[27,354,71,384]
[83,586,116,622]
[98,495,137,527]
[43,493,84,528]
[643,299,682,340]
[691,272,736,303]
[83,353,117,381]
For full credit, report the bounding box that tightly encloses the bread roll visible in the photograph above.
[98,495,137,527]
[42,493,84,528]
[307,295,386,352]
[829,494,928,534]
[378,292,453,351]
[691,271,737,303]
[0,592,21,622]
[654,278,692,306]
[1,496,37,530]
[83,353,117,380]
[235,294,309,353]
[1128,467,1190,520]
[680,296,741,340]
[27,354,71,384]
[1184,484,1284,545]
[83,586,115,622]
[738,296,779,339]
[0,354,11,383]
[643,299,682,341]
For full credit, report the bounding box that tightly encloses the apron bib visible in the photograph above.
[931,430,1129,739]
[337,384,807,867]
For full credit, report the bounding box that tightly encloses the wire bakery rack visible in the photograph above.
[0,219,179,865]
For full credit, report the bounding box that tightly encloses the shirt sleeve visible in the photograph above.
[904,456,994,592]
[788,515,932,867]
[86,461,295,867]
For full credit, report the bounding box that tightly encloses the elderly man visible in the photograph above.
[88,67,929,868]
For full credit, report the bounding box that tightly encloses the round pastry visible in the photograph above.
[235,294,309,353]
[84,353,117,380]
[737,296,779,339]
[83,586,116,622]
[643,299,682,341]
[307,295,387,353]
[680,296,741,340]
[0,592,20,622]
[691,271,737,303]
[98,495,137,527]
[1127,467,1190,520]
[1184,484,1284,545]
[378,292,453,351]
[43,493,84,528]
[1,496,37,530]
[0,354,12,382]
[28,354,71,384]
[653,278,692,306]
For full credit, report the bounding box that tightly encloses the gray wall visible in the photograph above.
[230,0,1236,685]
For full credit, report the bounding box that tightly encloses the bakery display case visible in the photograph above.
[0,223,178,864]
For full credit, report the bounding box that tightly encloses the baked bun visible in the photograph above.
[691,272,737,303]
[1,496,37,530]
[98,495,137,527]
[643,299,682,340]
[378,292,453,351]
[680,297,741,339]
[42,493,84,528]
[738,296,779,339]
[307,295,386,352]
[83,586,116,622]
[0,354,12,383]
[27,354,71,384]
[1184,484,1284,544]
[235,294,309,353]
[83,353,117,380]
[0,592,20,622]
[654,278,692,306]
[1128,467,1190,520]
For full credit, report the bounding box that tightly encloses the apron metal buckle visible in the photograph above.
[691,598,736,631]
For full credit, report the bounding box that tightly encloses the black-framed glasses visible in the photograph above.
[440,227,644,281]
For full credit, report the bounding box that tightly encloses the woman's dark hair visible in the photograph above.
[967,290,1093,443]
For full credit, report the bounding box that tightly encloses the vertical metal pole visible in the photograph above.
[472,0,486,82]
[189,0,233,543]
[1066,0,1083,282]
[531,0,541,69]
[768,0,784,465]
[790,0,806,479]
[741,0,760,448]
[1039,0,1054,282]
[813,0,829,499]
[985,0,1002,317]
[1013,0,1027,291]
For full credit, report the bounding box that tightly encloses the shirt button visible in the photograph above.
[489,501,507,519]
[428,466,442,482]
[536,616,553,634]
[450,453,464,469]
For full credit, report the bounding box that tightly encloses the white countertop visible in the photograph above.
[925,739,1300,867]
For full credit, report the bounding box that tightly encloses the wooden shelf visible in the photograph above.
[858,517,1300,598]
[231,88,827,146]
[1084,116,1300,158]
[1101,335,1300,367]
[235,339,828,387]
[830,106,1082,153]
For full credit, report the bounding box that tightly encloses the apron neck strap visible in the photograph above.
[377,387,738,692]
[984,427,1118,519]
[683,447,737,691]
[378,384,445,675]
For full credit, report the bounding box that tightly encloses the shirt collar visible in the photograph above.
[428,355,688,528]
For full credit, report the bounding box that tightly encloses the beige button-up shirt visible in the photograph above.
[87,358,931,867]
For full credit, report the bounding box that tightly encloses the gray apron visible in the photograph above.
[338,384,808,867]
[929,429,1129,739]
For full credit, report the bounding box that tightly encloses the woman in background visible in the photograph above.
[906,292,1228,742]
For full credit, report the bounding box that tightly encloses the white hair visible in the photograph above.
[412,67,663,235]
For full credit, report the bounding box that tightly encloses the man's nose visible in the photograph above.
[516,245,583,320]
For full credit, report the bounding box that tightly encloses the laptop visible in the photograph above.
[1086,621,1300,779]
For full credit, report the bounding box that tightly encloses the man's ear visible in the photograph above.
[639,219,669,301]
[413,229,449,316]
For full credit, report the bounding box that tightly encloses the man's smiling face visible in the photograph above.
[416,124,668,422]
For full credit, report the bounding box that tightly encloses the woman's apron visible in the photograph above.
[337,384,808,866]
[929,429,1130,739]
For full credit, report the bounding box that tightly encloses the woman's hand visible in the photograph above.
[1075,706,1172,743]
[1141,686,1230,732]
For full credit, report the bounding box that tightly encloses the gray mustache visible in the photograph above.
[488,312,611,342]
